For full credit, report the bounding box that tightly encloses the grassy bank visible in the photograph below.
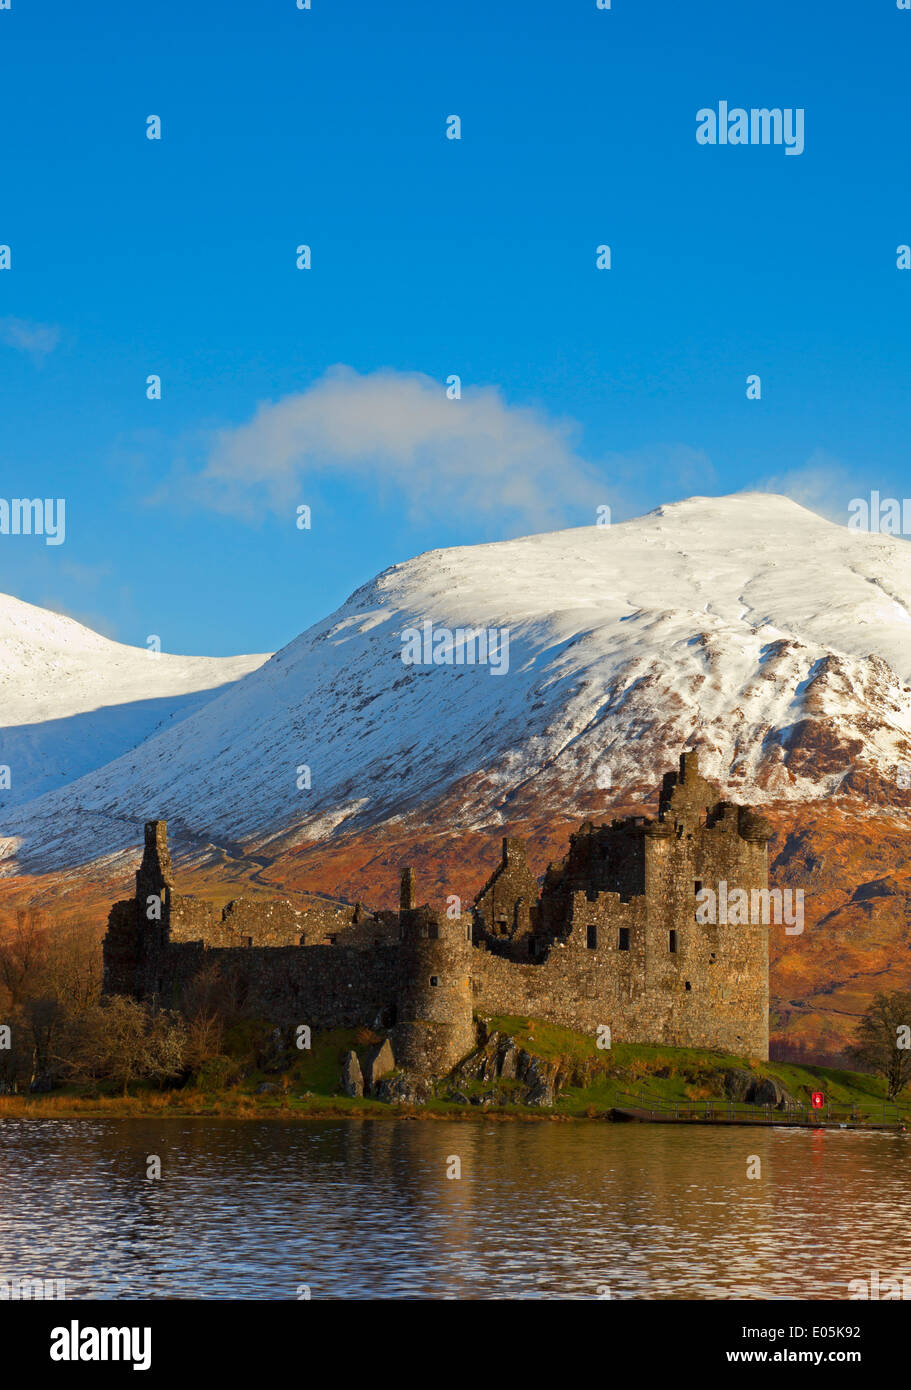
[478,1016,910,1120]
[0,1017,907,1122]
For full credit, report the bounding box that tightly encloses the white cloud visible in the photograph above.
[0,317,60,358]
[193,365,604,532]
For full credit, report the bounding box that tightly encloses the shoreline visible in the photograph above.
[2,1093,907,1130]
[3,1022,907,1128]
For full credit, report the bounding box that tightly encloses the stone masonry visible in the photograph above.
[103,750,772,1073]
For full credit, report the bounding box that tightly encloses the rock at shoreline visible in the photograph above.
[363,1038,395,1092]
[375,1074,429,1105]
[341,1050,364,1098]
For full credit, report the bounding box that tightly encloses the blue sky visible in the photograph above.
[1,0,909,654]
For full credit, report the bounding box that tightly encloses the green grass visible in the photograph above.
[2,1016,907,1123]
[484,1015,911,1120]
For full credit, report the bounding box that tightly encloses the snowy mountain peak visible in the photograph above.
[3,493,911,873]
[0,591,269,808]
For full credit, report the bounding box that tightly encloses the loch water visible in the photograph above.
[1,1118,909,1300]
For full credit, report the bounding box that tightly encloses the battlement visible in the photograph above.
[658,745,718,821]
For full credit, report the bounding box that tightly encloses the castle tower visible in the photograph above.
[133,820,175,999]
[394,871,474,1077]
[136,820,175,925]
[400,866,416,912]
[103,819,175,1001]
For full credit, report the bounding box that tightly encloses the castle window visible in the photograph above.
[429,976,440,987]
[669,929,678,953]
[467,925,472,941]
[685,980,692,991]
[586,924,597,950]
[618,927,630,951]
[298,933,307,946]
[246,937,253,948]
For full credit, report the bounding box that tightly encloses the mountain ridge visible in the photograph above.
[4,491,911,876]
[0,590,269,808]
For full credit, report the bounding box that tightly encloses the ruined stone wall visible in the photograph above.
[474,899,766,1055]
[475,837,540,948]
[103,761,771,1070]
[472,894,647,1035]
[158,940,400,1029]
[166,893,372,948]
[548,820,648,903]
[166,894,219,942]
[102,900,140,996]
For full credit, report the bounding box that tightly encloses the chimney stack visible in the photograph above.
[400,866,416,913]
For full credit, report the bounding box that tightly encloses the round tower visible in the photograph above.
[394,870,474,1078]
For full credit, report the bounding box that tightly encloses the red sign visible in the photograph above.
[811,1091,825,1110]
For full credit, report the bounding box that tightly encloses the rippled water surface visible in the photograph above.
[1,1118,909,1299]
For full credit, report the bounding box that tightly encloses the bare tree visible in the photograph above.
[178,962,230,1073]
[63,997,186,1096]
[0,911,104,1089]
[853,991,911,1100]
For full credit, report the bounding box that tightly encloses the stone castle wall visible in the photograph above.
[102,750,772,1070]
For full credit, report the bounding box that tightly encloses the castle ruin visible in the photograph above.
[103,751,773,1073]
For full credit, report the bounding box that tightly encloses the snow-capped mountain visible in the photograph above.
[0,592,269,809]
[3,492,911,875]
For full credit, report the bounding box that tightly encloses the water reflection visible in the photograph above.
[0,1119,908,1299]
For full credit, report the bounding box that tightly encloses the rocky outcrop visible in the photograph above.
[363,1038,396,1092]
[374,1073,430,1105]
[447,1030,586,1107]
[745,1075,798,1109]
[341,1050,364,1098]
[720,1067,797,1110]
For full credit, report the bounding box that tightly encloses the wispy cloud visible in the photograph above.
[750,451,861,525]
[0,316,61,359]
[185,365,604,533]
[37,598,120,638]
